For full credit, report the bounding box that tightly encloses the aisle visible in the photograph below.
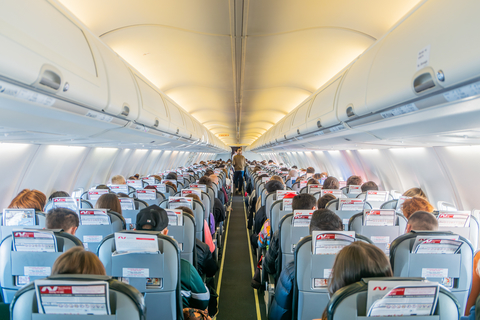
[216,194,266,320]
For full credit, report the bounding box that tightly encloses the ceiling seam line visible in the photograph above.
[230,0,238,145]
[99,24,231,38]
[238,0,249,144]
[248,26,377,41]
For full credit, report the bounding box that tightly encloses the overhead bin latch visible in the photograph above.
[120,105,130,117]
[413,67,442,94]
[35,65,62,92]
[346,105,356,118]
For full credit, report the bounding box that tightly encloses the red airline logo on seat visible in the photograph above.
[373,287,387,291]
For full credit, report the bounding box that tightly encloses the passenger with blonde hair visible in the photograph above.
[8,189,46,212]
[52,247,106,275]
[321,242,393,319]
[111,174,126,185]
[402,187,427,199]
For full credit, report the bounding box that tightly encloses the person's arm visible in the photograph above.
[180,259,210,310]
[465,252,480,315]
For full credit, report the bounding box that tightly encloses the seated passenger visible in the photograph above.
[286,169,298,187]
[253,180,285,239]
[269,209,343,320]
[95,184,109,189]
[46,208,79,235]
[361,181,378,192]
[401,196,434,219]
[52,246,106,275]
[165,181,177,193]
[307,178,320,185]
[402,187,428,199]
[346,175,362,187]
[405,211,438,232]
[270,175,284,184]
[48,191,70,201]
[198,176,225,228]
[136,205,210,310]
[465,252,480,317]
[306,167,315,178]
[265,194,317,279]
[322,176,339,189]
[150,174,162,183]
[111,174,126,185]
[210,174,228,204]
[166,172,178,180]
[95,193,122,215]
[317,194,336,209]
[312,173,323,180]
[321,242,393,319]
[184,194,215,253]
[177,206,219,278]
[8,189,46,212]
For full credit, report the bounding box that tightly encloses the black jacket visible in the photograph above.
[268,261,294,320]
[213,198,226,227]
[195,239,218,278]
[265,230,280,281]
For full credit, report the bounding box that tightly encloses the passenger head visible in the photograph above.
[291,165,298,169]
[144,185,156,190]
[328,242,393,296]
[401,196,434,219]
[322,176,339,190]
[361,181,378,192]
[166,172,178,180]
[175,206,194,217]
[136,205,169,235]
[310,209,343,234]
[95,184,109,190]
[306,167,315,174]
[292,194,317,211]
[403,187,427,200]
[265,180,284,193]
[151,175,162,183]
[184,193,200,201]
[165,181,177,193]
[9,189,47,212]
[52,247,106,276]
[48,191,70,202]
[346,175,362,186]
[111,175,126,185]
[307,178,320,185]
[270,175,283,183]
[312,173,323,180]
[127,176,138,180]
[406,211,438,232]
[95,193,122,215]
[210,174,219,185]
[198,176,213,188]
[317,194,336,209]
[288,169,298,178]
[205,169,214,177]
[46,208,79,235]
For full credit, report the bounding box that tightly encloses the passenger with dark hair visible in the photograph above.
[306,167,315,174]
[95,184,109,190]
[8,189,47,212]
[95,193,122,215]
[269,209,342,320]
[346,175,362,186]
[252,180,285,242]
[322,176,339,189]
[232,148,246,194]
[307,178,319,185]
[361,181,378,192]
[135,205,210,310]
[166,172,178,180]
[406,211,438,232]
[265,194,317,280]
[321,242,393,319]
[401,196,434,219]
[198,176,225,228]
[312,173,323,180]
[46,208,79,235]
[317,194,336,209]
[52,247,106,275]
[48,191,70,202]
[204,169,214,177]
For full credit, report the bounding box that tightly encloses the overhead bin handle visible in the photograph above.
[36,65,62,91]
[413,71,436,93]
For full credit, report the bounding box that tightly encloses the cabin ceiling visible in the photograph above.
[58,0,422,147]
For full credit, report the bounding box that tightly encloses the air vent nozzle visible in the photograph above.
[346,106,355,118]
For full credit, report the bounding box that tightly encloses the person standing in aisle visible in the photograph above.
[232,148,246,195]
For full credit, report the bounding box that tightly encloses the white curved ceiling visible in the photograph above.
[58,0,422,146]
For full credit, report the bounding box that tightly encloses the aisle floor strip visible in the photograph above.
[216,202,231,300]
[244,198,262,320]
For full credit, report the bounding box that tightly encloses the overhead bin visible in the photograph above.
[306,73,345,131]
[285,98,312,140]
[365,0,480,115]
[132,74,170,131]
[0,0,109,111]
